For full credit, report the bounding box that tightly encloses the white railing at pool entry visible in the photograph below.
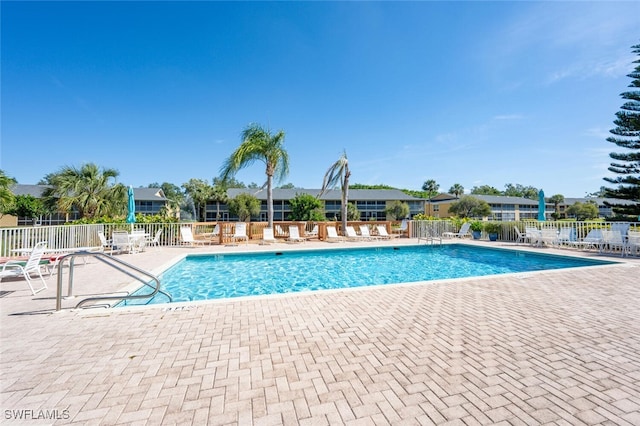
[55,251,172,311]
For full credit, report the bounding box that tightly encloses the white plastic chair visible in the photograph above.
[261,228,277,245]
[180,226,206,247]
[325,226,344,242]
[376,225,393,240]
[0,241,48,295]
[146,229,163,247]
[287,226,306,243]
[358,225,376,240]
[230,223,249,245]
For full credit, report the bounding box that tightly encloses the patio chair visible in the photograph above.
[394,219,409,237]
[112,231,136,253]
[230,223,249,245]
[261,227,277,245]
[146,229,163,248]
[540,228,559,247]
[376,225,393,240]
[275,225,288,238]
[325,226,344,242]
[599,230,626,256]
[573,229,602,251]
[556,228,575,247]
[626,230,640,257]
[0,241,48,295]
[443,222,471,239]
[526,227,542,246]
[180,226,206,247]
[98,231,113,254]
[345,226,366,241]
[359,225,376,240]
[305,224,319,239]
[513,227,529,245]
[287,226,306,243]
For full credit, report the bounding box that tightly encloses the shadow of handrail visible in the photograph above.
[55,251,172,311]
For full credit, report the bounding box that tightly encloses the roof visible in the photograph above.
[132,187,167,201]
[10,184,49,197]
[471,195,539,205]
[227,188,425,201]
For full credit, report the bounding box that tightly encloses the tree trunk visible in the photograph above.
[341,167,350,236]
[267,174,274,228]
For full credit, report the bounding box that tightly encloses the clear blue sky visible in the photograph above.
[2,1,639,197]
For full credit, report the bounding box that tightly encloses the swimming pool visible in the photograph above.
[119,244,613,306]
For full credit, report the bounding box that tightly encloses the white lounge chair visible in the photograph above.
[288,226,306,243]
[626,230,640,257]
[0,241,48,295]
[261,228,277,245]
[275,225,288,238]
[305,224,319,239]
[229,223,249,245]
[376,225,393,240]
[573,229,602,251]
[180,226,206,247]
[600,230,626,256]
[345,226,366,241]
[443,222,471,239]
[556,228,575,247]
[394,219,408,237]
[539,228,559,247]
[525,227,542,246]
[358,225,376,240]
[325,226,344,242]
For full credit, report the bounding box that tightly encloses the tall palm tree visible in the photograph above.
[319,151,350,235]
[42,163,126,219]
[422,179,439,216]
[220,123,289,228]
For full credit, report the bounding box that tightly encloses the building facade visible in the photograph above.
[1,185,168,227]
[205,188,425,222]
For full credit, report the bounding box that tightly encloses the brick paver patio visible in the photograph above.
[1,240,639,425]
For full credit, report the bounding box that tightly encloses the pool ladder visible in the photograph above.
[55,251,172,311]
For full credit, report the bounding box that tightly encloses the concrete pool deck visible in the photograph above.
[1,238,639,424]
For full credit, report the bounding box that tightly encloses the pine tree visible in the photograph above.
[603,44,640,217]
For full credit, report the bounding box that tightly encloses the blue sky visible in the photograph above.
[2,1,639,197]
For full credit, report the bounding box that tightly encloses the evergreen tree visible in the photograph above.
[603,43,640,217]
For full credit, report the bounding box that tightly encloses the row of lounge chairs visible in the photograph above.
[515,226,640,257]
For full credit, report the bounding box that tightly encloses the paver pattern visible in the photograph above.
[1,240,639,425]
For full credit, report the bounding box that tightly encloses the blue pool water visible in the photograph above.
[120,245,612,306]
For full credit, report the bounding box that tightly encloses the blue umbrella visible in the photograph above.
[538,189,546,221]
[126,186,136,226]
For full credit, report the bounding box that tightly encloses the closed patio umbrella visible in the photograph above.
[126,186,136,230]
[538,189,546,221]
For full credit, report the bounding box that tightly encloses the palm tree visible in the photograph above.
[548,194,565,220]
[319,151,350,235]
[0,170,16,215]
[422,179,439,216]
[42,163,126,219]
[220,123,289,228]
[210,182,229,221]
[449,183,464,199]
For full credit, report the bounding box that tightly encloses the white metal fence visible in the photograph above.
[1,220,637,257]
